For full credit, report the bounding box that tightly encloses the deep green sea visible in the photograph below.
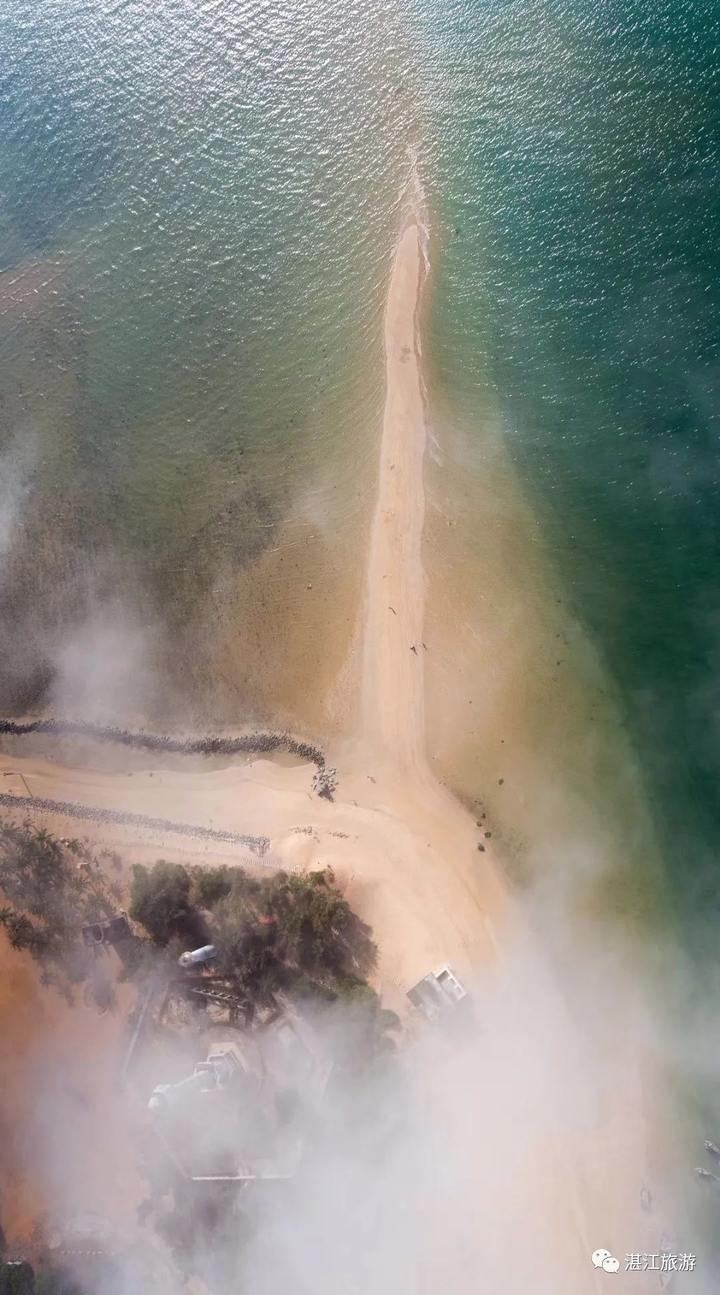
[1,0,719,945]
[410,0,720,958]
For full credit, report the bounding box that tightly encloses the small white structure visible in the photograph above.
[149,1041,247,1113]
[178,944,216,969]
[435,966,466,1003]
[406,966,467,1019]
[148,1015,332,1181]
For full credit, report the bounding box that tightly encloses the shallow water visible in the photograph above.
[0,0,417,727]
[2,0,719,941]
[408,3,720,1220]
[3,0,720,1260]
[408,0,720,952]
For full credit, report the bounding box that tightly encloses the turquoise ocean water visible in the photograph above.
[1,0,719,952]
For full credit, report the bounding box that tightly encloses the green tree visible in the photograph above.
[325,983,402,1077]
[129,861,203,946]
[261,870,372,976]
[190,865,232,910]
[0,822,112,994]
[212,877,280,1000]
[209,867,376,1002]
[34,1268,84,1295]
[0,1262,35,1295]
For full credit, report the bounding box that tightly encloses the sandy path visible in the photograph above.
[362,224,427,767]
[0,222,670,1293]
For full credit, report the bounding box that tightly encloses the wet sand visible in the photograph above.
[362,223,428,765]
[0,224,674,1291]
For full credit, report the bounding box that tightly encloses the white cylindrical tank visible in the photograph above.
[178,944,216,969]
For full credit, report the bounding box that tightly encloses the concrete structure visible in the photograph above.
[406,965,467,1019]
[149,1042,249,1113]
[148,1014,331,1182]
[81,914,131,948]
[435,965,466,1003]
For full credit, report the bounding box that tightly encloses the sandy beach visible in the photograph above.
[362,223,428,766]
[0,224,675,1292]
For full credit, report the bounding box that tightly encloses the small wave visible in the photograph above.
[403,143,431,261]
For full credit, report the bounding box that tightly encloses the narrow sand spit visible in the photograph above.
[362,223,427,766]
[0,225,668,1291]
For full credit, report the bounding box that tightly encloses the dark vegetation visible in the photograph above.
[130,862,398,1291]
[0,817,396,1065]
[129,860,204,948]
[0,822,398,1295]
[0,817,385,1025]
[129,859,378,1004]
[128,860,402,1095]
[0,822,116,998]
[0,1263,81,1295]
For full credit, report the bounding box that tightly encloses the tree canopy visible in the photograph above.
[128,860,377,1004]
[129,860,204,947]
[0,1264,82,1295]
[0,822,113,994]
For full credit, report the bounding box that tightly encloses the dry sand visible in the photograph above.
[0,224,674,1291]
[362,223,428,766]
[0,934,141,1246]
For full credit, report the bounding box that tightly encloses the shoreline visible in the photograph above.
[361,222,428,767]
[0,221,672,1290]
